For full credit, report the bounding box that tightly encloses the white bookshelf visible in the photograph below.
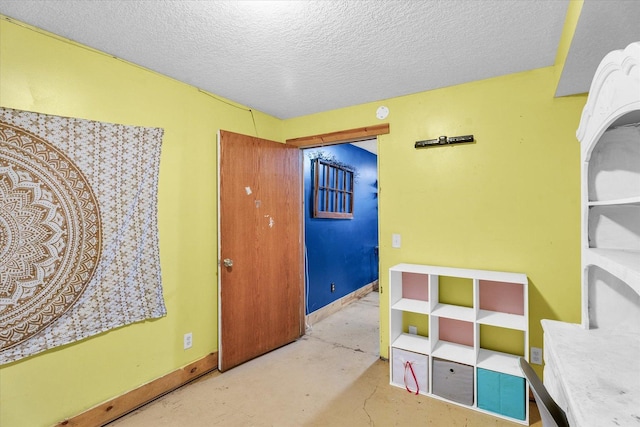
[542,42,640,427]
[389,263,529,424]
[577,40,640,327]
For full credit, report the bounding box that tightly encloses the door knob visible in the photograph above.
[223,258,233,267]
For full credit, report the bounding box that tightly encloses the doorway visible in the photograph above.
[218,125,388,371]
[302,139,379,326]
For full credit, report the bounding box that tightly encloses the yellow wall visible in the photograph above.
[0,17,281,427]
[1,12,587,427]
[284,67,587,361]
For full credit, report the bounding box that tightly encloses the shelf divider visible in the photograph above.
[432,340,475,366]
[431,303,475,322]
[477,310,526,331]
[391,298,430,314]
[392,333,430,354]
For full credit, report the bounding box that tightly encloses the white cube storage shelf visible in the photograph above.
[389,263,529,424]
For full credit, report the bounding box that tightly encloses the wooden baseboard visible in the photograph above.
[306,281,378,327]
[57,352,218,427]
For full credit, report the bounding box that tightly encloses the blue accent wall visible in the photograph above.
[304,144,378,313]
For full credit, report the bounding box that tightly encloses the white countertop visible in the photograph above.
[541,319,640,426]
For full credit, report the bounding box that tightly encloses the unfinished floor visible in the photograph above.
[110,291,541,426]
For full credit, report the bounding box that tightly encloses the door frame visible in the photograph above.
[286,124,389,149]
[216,123,390,365]
[286,123,389,322]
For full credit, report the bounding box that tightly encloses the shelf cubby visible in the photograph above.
[477,279,526,331]
[587,124,640,203]
[585,248,640,296]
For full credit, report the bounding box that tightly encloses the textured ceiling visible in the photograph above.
[0,1,639,119]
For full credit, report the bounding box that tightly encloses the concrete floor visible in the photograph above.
[110,291,541,426]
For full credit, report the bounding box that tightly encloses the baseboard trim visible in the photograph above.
[57,352,218,427]
[306,280,378,327]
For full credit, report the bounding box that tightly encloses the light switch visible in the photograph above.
[392,234,401,248]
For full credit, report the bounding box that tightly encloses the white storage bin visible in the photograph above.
[391,348,428,394]
[432,358,474,405]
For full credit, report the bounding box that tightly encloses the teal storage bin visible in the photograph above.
[477,368,526,420]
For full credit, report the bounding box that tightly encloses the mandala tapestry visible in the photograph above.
[0,107,166,364]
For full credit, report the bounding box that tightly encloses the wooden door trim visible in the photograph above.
[286,123,389,148]
[296,149,306,336]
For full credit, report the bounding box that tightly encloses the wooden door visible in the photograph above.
[218,130,304,372]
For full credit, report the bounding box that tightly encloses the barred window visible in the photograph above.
[312,158,354,219]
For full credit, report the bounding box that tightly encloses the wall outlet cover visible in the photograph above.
[531,347,542,365]
[408,325,418,335]
[184,332,193,350]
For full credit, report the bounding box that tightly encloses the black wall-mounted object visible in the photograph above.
[415,134,474,148]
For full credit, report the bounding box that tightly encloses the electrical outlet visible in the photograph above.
[392,233,401,248]
[330,283,335,292]
[183,332,193,350]
[531,347,542,365]
[408,325,418,335]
